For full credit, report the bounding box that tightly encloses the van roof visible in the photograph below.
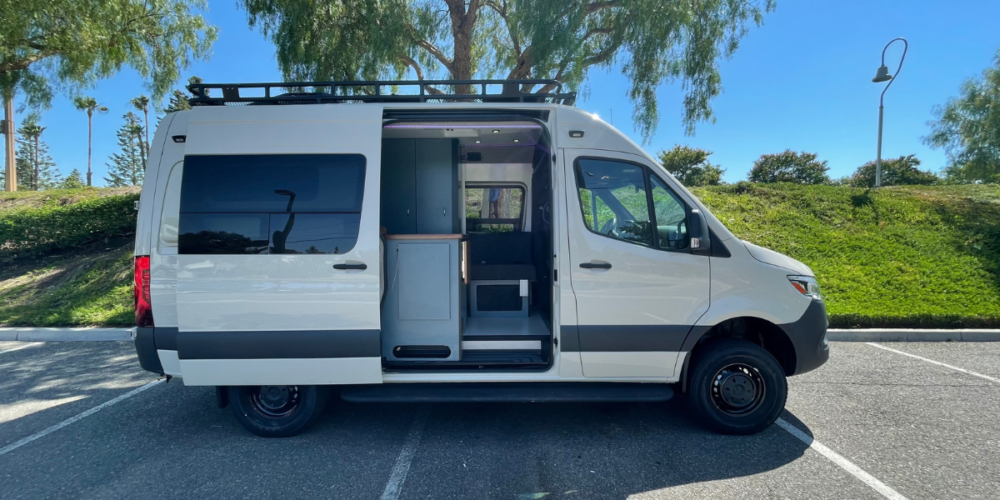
[188,79,577,107]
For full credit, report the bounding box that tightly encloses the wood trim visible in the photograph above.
[384,234,466,240]
[461,240,470,284]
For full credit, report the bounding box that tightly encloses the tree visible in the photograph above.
[925,49,1000,183]
[0,0,217,107]
[849,155,937,188]
[14,114,60,190]
[164,76,205,113]
[658,145,725,186]
[73,96,108,187]
[240,0,775,138]
[60,169,86,189]
[748,150,830,184]
[105,112,147,187]
[131,95,151,160]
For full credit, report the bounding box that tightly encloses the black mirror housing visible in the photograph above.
[687,209,712,255]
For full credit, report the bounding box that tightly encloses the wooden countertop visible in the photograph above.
[384,234,467,240]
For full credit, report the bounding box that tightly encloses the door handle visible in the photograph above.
[333,263,367,270]
[579,261,612,270]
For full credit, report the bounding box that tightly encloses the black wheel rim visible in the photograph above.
[710,363,766,416]
[248,386,301,418]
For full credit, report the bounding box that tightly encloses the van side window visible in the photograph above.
[465,185,524,232]
[178,154,366,255]
[574,159,653,247]
[650,175,690,250]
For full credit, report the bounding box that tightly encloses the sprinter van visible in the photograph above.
[132,79,828,437]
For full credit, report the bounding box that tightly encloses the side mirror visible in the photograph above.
[687,209,712,255]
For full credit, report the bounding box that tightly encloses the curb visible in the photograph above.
[0,328,135,342]
[827,329,1000,342]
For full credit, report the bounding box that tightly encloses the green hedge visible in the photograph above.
[0,193,139,262]
[692,183,1000,329]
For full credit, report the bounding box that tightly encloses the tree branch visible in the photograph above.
[585,1,620,14]
[487,0,522,59]
[399,55,445,95]
[404,25,455,73]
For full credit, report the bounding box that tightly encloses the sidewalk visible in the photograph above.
[2,327,1000,342]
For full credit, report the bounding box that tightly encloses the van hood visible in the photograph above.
[742,241,813,276]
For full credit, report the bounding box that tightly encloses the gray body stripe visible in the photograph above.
[153,327,179,351]
[560,325,692,352]
[176,330,382,360]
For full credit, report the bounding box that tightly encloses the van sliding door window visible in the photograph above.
[178,154,366,255]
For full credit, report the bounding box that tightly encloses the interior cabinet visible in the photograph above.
[381,138,458,234]
[381,235,465,362]
[380,139,417,234]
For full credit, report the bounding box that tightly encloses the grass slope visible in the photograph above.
[1,185,999,328]
[0,239,134,326]
[692,184,1000,328]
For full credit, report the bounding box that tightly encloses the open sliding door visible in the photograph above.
[173,105,385,386]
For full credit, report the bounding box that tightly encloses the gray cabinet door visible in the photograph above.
[380,139,417,234]
[415,139,456,234]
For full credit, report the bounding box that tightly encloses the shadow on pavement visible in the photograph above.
[0,341,155,447]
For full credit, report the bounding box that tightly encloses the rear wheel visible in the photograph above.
[229,385,329,437]
[687,339,787,435]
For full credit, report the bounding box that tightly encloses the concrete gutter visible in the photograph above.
[1,327,999,343]
[827,329,1000,342]
[0,327,135,342]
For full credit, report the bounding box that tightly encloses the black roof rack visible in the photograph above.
[187,79,576,107]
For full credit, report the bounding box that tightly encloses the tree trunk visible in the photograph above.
[33,135,39,190]
[445,0,478,96]
[143,108,149,164]
[3,94,14,192]
[86,111,93,187]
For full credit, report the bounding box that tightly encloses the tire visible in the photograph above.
[228,385,330,437]
[687,339,787,435]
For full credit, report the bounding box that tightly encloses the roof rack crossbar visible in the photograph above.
[186,79,576,106]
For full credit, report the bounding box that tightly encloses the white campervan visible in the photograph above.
[132,80,828,437]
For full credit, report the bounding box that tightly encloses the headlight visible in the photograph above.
[788,275,822,300]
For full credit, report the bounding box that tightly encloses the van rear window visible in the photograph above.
[179,154,366,255]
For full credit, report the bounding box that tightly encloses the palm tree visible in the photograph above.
[73,96,109,186]
[130,95,150,160]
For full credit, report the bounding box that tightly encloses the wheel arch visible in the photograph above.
[679,316,796,393]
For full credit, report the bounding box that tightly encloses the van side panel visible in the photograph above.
[172,105,385,386]
[149,113,191,333]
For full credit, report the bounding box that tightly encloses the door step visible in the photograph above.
[339,382,674,403]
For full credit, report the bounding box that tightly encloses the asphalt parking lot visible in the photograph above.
[1,340,998,500]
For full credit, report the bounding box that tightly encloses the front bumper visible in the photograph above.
[779,299,830,376]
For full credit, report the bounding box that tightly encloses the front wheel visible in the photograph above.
[229,385,329,437]
[687,339,787,435]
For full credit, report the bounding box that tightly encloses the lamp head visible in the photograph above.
[872,65,893,83]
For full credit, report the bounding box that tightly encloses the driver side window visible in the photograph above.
[575,159,653,247]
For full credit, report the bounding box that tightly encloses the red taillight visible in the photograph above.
[135,256,154,327]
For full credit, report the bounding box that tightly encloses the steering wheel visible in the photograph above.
[599,216,618,236]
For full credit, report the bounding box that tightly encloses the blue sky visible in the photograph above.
[13,0,1000,185]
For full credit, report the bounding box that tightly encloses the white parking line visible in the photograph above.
[380,405,431,500]
[867,342,1000,384]
[0,342,44,355]
[775,418,908,500]
[0,379,164,457]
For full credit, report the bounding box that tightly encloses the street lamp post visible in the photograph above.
[871,37,908,188]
